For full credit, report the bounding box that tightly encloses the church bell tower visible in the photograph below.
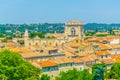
[64,20,84,40]
[24,29,29,46]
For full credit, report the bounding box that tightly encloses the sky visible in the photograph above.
[0,0,120,24]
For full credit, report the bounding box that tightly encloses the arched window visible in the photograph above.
[71,28,76,36]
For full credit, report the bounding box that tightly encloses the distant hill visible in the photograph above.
[84,23,120,32]
[0,23,120,34]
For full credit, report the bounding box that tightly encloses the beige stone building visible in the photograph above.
[64,20,84,41]
[24,20,84,47]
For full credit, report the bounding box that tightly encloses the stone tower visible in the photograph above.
[24,29,29,46]
[64,20,84,40]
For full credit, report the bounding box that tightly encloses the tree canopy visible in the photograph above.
[0,33,5,38]
[0,50,40,80]
[92,63,106,80]
[29,32,45,38]
[39,74,50,80]
[107,62,120,79]
[55,69,93,80]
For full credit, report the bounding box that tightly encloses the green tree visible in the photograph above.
[55,69,93,80]
[96,34,108,37]
[29,32,37,38]
[38,32,45,38]
[46,36,51,39]
[0,50,40,80]
[107,62,120,79]
[109,30,115,35]
[18,41,24,45]
[39,74,50,80]
[92,63,106,80]
[85,31,96,36]
[46,36,56,39]
[0,33,5,38]
[29,32,45,38]
[1,39,8,43]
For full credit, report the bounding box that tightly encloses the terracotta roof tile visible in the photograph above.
[51,57,73,64]
[99,44,112,50]
[37,60,58,68]
[111,54,120,62]
[99,59,115,65]
[96,51,110,56]
[110,44,120,49]
[73,58,83,63]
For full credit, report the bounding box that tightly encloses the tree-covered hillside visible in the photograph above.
[0,23,120,35]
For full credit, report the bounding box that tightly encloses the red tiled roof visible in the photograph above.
[111,54,120,62]
[73,58,83,63]
[96,51,111,56]
[37,60,58,68]
[99,59,115,65]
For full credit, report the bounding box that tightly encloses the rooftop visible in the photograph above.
[99,58,115,65]
[51,57,73,64]
[96,51,111,56]
[37,60,58,68]
[65,20,84,26]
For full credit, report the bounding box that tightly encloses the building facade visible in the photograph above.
[64,20,84,41]
[24,20,84,47]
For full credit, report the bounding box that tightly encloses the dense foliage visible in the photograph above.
[55,63,107,80]
[39,74,50,80]
[55,69,94,80]
[84,23,120,32]
[0,50,40,80]
[107,62,120,79]
[0,23,64,34]
[0,23,120,37]
[92,63,106,80]
[0,33,5,37]
[1,39,8,43]
[85,31,96,36]
[96,34,108,37]
[29,32,45,38]
[29,32,56,39]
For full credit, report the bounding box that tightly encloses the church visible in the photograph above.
[24,20,84,47]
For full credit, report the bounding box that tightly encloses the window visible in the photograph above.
[71,28,76,36]
[80,49,84,52]
[101,56,103,59]
[37,58,40,62]
[76,40,78,43]
[106,55,108,58]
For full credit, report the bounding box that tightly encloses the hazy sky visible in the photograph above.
[0,0,120,24]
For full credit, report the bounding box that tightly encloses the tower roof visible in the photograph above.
[65,20,84,26]
[24,29,29,37]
